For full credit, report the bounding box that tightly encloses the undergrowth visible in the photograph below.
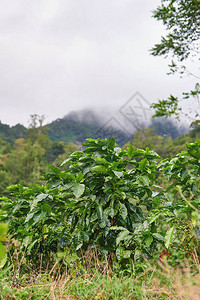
[1,256,200,300]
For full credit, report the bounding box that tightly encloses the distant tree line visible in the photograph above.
[0,114,199,196]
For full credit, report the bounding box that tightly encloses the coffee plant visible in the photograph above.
[148,139,200,264]
[0,138,199,271]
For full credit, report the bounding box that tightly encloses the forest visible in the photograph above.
[0,0,200,299]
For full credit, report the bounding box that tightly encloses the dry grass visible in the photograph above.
[1,252,200,299]
[141,257,200,300]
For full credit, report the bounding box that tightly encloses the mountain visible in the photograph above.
[0,109,189,146]
[47,109,129,146]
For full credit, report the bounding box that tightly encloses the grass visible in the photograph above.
[1,260,200,300]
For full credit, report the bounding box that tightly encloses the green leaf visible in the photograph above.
[0,223,8,237]
[104,207,115,218]
[96,205,103,220]
[126,145,134,158]
[108,137,116,149]
[116,230,129,245]
[80,232,89,242]
[120,204,127,220]
[94,157,108,165]
[139,158,148,172]
[27,240,38,253]
[62,183,74,190]
[134,249,141,261]
[0,242,6,261]
[76,243,83,251]
[99,216,108,228]
[60,158,70,166]
[12,203,22,213]
[114,201,120,216]
[22,236,32,248]
[48,164,61,175]
[72,183,85,198]
[149,213,159,224]
[113,171,123,178]
[144,235,153,247]
[90,165,107,174]
[33,212,46,224]
[138,175,149,186]
[153,233,164,242]
[41,203,51,213]
[165,227,174,249]
[116,247,122,260]
[30,194,51,211]
[25,212,35,223]
[0,255,7,269]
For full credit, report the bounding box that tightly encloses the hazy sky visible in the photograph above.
[0,0,196,127]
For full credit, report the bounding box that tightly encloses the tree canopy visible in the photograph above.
[151,0,200,121]
[151,0,200,70]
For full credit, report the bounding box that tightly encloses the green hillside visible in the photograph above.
[0,114,188,147]
[0,122,27,145]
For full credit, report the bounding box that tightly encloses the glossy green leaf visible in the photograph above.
[113,171,123,178]
[116,230,129,245]
[30,194,51,211]
[126,145,134,158]
[144,235,153,247]
[96,205,103,220]
[165,227,175,249]
[0,242,6,261]
[138,175,149,186]
[72,183,85,198]
[120,204,127,220]
[90,165,107,174]
[139,158,148,172]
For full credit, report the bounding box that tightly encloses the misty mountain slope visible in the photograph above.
[47,110,129,146]
[48,117,100,143]
[0,109,189,146]
[47,109,188,145]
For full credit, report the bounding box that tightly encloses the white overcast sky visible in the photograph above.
[0,0,197,127]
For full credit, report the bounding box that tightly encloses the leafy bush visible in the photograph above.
[148,139,200,264]
[0,138,199,272]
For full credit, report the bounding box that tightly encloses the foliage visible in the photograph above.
[123,127,199,159]
[5,138,47,186]
[0,136,199,271]
[151,84,200,120]
[0,138,163,269]
[150,117,185,139]
[46,141,78,167]
[148,139,200,263]
[151,0,200,70]
[57,138,161,263]
[0,122,27,145]
[47,117,129,147]
[0,183,71,268]
[0,223,8,268]
[150,0,200,120]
